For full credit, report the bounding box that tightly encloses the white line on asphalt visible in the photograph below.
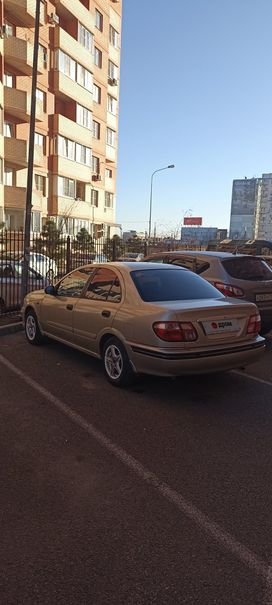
[0,352,269,581]
[232,370,272,388]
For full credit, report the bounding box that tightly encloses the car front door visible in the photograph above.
[40,267,93,342]
[73,267,122,352]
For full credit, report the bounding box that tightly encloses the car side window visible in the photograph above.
[195,259,210,275]
[57,268,94,298]
[85,268,121,302]
[171,257,196,271]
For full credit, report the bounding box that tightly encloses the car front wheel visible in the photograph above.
[25,310,44,345]
[102,337,136,387]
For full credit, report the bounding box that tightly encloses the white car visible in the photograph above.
[18,253,58,279]
[0,261,46,311]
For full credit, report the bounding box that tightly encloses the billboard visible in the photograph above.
[183,217,202,226]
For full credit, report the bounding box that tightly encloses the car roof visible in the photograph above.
[78,261,188,272]
[148,250,252,259]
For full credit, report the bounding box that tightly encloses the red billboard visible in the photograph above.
[183,217,203,226]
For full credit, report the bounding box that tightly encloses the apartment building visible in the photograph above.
[0,0,122,237]
[229,174,272,241]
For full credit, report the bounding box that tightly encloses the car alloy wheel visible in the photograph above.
[102,337,136,387]
[25,310,44,345]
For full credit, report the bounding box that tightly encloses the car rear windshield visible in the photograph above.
[131,269,223,302]
[222,257,272,281]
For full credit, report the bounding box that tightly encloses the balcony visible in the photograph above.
[4,37,44,75]
[54,0,94,33]
[4,0,45,26]
[106,144,116,163]
[4,87,44,123]
[107,111,117,131]
[54,26,93,72]
[52,114,92,148]
[4,138,45,168]
[52,155,92,183]
[4,185,43,210]
[52,194,91,220]
[53,71,93,109]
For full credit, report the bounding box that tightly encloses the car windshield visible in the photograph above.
[131,268,223,302]
[222,257,272,281]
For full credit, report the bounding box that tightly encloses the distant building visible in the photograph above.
[216,229,228,240]
[229,178,257,240]
[255,174,272,240]
[181,226,218,243]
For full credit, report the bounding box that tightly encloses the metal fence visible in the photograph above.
[0,229,206,315]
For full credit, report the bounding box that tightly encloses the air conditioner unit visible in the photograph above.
[48,13,60,25]
[92,174,102,181]
[108,77,118,86]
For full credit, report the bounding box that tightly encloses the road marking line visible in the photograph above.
[232,370,272,388]
[0,352,268,580]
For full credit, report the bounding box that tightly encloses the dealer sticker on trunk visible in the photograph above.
[202,319,240,335]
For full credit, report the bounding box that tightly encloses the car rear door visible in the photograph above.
[220,257,272,307]
[73,268,123,352]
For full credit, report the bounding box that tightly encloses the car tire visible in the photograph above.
[25,309,44,345]
[102,337,136,387]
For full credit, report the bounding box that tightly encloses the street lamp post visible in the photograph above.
[148,165,175,240]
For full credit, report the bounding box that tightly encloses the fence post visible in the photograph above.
[66,236,71,274]
[144,240,148,257]
[112,236,117,261]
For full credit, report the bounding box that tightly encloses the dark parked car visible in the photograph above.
[143,250,272,333]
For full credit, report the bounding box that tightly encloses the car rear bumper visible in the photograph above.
[129,338,265,377]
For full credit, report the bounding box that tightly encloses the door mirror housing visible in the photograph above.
[45,285,56,296]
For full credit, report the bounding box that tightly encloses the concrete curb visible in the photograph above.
[0,322,23,337]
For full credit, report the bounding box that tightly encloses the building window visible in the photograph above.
[56,50,76,80]
[105,192,114,208]
[76,104,92,129]
[34,132,45,153]
[108,60,118,81]
[0,108,3,135]
[58,176,75,198]
[4,122,14,138]
[78,23,93,51]
[94,47,102,68]
[95,9,103,31]
[76,181,86,201]
[36,88,46,111]
[4,21,15,37]
[109,25,119,48]
[4,167,15,186]
[107,94,117,115]
[93,83,101,104]
[34,174,46,196]
[76,143,92,165]
[58,135,75,160]
[106,127,116,147]
[92,156,100,174]
[77,64,92,90]
[31,211,41,233]
[105,168,112,178]
[92,120,100,139]
[4,72,14,88]
[91,189,99,207]
[0,158,3,184]
[39,44,47,67]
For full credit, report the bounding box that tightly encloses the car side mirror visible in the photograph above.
[45,285,56,296]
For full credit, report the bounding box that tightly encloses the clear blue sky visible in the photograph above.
[116,0,272,236]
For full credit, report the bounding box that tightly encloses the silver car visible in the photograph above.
[143,251,272,332]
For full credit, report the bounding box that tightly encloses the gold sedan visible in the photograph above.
[22,263,265,387]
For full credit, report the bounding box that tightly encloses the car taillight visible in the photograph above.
[247,313,261,334]
[214,282,244,298]
[153,321,198,342]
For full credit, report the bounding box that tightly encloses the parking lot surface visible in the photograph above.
[1,332,272,604]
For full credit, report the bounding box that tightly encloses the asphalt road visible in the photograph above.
[1,332,272,604]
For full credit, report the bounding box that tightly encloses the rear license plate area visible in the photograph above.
[202,319,239,335]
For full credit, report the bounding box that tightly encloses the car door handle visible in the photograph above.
[66,304,73,311]
[102,310,111,318]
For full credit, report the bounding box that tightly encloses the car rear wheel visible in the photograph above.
[102,337,136,387]
[25,310,44,345]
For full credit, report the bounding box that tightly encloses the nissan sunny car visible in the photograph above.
[22,262,265,387]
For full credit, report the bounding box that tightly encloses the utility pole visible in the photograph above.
[21,0,41,303]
